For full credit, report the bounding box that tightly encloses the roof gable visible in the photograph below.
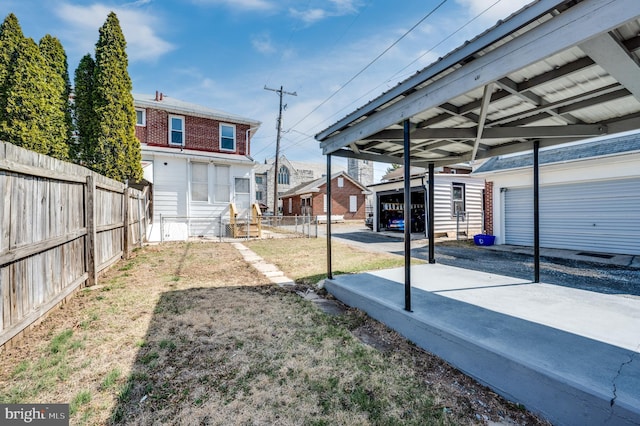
[473,132,640,173]
[281,171,369,197]
[133,93,261,128]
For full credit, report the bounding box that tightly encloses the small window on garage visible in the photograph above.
[452,182,465,217]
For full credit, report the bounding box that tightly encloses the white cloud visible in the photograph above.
[289,8,328,25]
[289,0,362,25]
[55,3,174,62]
[251,33,277,55]
[191,0,274,12]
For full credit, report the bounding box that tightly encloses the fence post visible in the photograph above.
[123,187,130,259]
[85,175,97,286]
[137,193,143,248]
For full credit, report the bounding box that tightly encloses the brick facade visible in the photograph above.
[281,174,367,220]
[135,102,250,156]
[484,181,494,235]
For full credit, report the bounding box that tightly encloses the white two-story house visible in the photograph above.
[134,92,261,241]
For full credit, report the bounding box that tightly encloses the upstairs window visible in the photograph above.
[169,115,184,146]
[135,108,146,126]
[278,166,290,185]
[220,123,236,151]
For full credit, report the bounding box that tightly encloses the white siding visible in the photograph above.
[370,175,485,235]
[153,158,187,220]
[143,151,255,240]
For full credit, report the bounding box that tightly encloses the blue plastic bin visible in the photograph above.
[474,234,495,246]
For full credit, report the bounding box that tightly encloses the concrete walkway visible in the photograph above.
[325,264,640,426]
[231,242,295,287]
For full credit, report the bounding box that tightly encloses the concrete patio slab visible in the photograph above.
[325,264,640,426]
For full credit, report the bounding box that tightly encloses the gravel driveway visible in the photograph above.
[326,224,640,298]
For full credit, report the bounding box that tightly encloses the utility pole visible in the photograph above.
[264,85,297,216]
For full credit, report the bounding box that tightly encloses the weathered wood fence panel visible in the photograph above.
[0,141,150,349]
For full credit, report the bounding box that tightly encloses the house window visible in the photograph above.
[214,165,230,202]
[452,183,466,217]
[278,166,290,185]
[135,108,145,126]
[220,124,236,151]
[349,195,357,213]
[235,177,250,209]
[338,177,344,188]
[288,198,292,214]
[191,162,208,202]
[256,191,263,201]
[255,176,263,184]
[169,115,184,146]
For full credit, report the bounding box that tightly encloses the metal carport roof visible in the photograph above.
[316,0,640,310]
[315,0,640,167]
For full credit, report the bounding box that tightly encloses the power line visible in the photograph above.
[284,0,449,134]
[280,0,507,154]
[264,85,297,214]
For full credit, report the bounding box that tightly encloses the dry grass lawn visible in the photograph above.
[0,238,546,425]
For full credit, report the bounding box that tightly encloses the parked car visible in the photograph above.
[388,218,404,231]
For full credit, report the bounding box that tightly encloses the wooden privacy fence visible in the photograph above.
[0,141,151,349]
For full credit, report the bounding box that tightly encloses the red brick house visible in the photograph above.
[134,92,261,241]
[280,172,369,220]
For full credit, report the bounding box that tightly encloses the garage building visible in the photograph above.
[473,132,640,256]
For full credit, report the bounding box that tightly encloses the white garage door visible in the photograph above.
[504,178,640,255]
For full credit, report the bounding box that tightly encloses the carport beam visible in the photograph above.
[326,154,333,280]
[534,140,540,283]
[404,119,411,312]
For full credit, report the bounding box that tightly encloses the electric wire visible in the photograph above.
[276,0,508,157]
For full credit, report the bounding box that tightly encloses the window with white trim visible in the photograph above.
[214,166,230,202]
[135,108,146,126]
[349,195,357,212]
[452,182,466,217]
[191,162,208,202]
[220,123,236,151]
[169,115,184,146]
[338,177,344,187]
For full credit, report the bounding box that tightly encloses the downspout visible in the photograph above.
[428,162,435,264]
[533,140,540,283]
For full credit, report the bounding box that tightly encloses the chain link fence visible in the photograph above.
[260,215,318,238]
[159,214,319,241]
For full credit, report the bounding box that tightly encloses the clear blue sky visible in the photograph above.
[1,0,531,180]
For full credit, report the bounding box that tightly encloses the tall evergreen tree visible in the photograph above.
[0,37,51,153]
[73,54,98,164]
[93,12,142,182]
[0,13,25,129]
[39,34,71,159]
